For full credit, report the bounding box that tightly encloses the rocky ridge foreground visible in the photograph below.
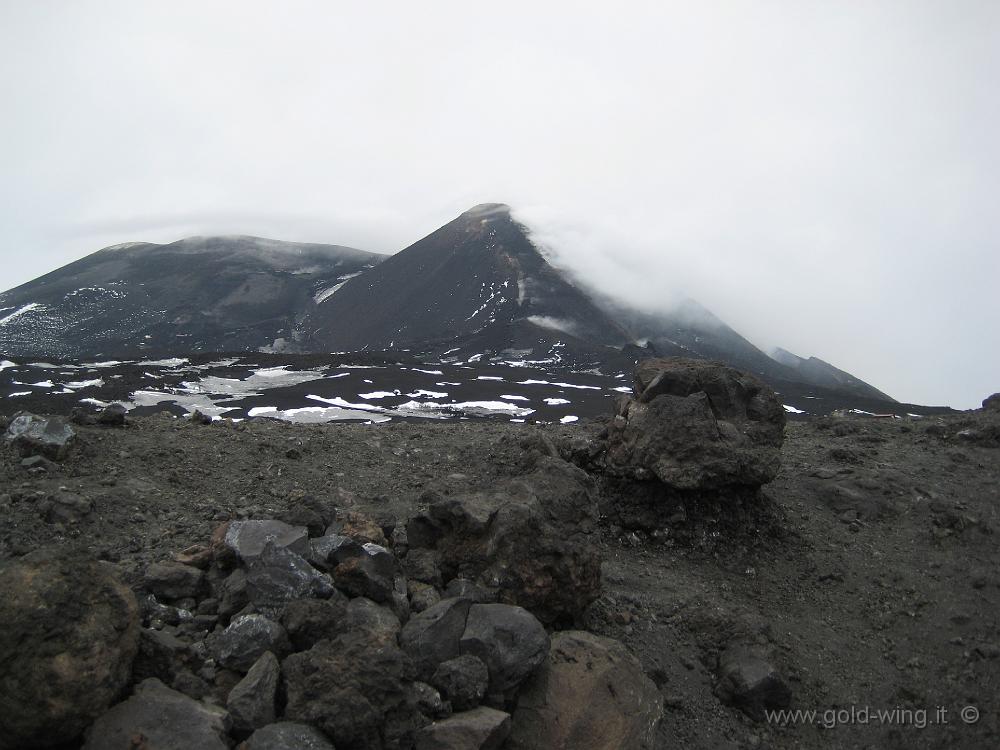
[1,359,998,749]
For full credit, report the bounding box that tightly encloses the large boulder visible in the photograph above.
[4,413,76,460]
[603,358,785,490]
[406,457,601,625]
[983,392,1000,411]
[282,628,424,748]
[83,678,230,750]
[0,549,140,749]
[507,631,662,750]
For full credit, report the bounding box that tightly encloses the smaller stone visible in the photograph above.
[281,597,349,651]
[207,614,289,673]
[97,403,127,426]
[144,561,204,601]
[333,543,399,603]
[37,490,93,523]
[308,533,363,571]
[244,722,336,750]
[401,598,472,678]
[174,544,214,569]
[190,410,213,425]
[224,520,310,562]
[338,510,388,545]
[714,646,792,721]
[414,706,511,750]
[227,651,280,731]
[410,580,442,613]
[431,655,489,711]
[246,542,335,617]
[405,548,443,587]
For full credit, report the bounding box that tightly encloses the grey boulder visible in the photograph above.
[4,413,76,459]
[83,678,229,750]
[228,651,280,731]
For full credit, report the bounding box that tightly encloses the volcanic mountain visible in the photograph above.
[0,204,894,403]
[0,236,383,359]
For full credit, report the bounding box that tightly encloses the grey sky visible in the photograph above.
[1,1,997,408]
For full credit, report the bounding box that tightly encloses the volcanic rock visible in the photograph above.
[507,630,662,750]
[144,560,205,600]
[0,549,140,749]
[282,628,422,748]
[97,402,127,426]
[82,678,230,750]
[431,654,490,711]
[228,651,280,731]
[208,614,290,672]
[603,357,785,489]
[414,706,512,750]
[281,596,349,651]
[714,645,792,721]
[246,541,335,616]
[223,519,310,562]
[401,598,472,677]
[4,413,76,460]
[333,542,399,602]
[460,603,550,698]
[243,722,336,750]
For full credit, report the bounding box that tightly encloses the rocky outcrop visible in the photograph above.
[507,631,662,750]
[0,548,140,749]
[603,358,785,489]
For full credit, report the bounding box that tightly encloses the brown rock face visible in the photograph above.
[604,357,786,490]
[507,630,662,750]
[0,548,140,749]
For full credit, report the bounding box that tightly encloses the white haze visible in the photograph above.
[1,1,998,409]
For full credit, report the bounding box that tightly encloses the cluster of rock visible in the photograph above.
[0,453,661,749]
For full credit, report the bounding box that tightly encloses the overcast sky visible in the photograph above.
[1,1,997,408]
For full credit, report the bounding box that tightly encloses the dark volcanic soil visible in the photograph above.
[1,409,998,749]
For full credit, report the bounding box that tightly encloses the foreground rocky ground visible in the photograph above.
[0,361,998,749]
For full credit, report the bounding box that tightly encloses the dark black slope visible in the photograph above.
[770,347,895,402]
[308,204,629,351]
[590,295,895,403]
[0,236,383,358]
